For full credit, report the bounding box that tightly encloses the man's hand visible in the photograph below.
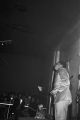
[38,86,43,92]
[50,89,58,95]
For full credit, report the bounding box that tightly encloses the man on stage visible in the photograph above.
[51,62,72,120]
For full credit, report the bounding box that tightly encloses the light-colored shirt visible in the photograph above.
[51,67,72,104]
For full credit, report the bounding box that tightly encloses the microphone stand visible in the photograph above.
[6,97,13,120]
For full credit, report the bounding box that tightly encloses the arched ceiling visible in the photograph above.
[0,0,80,58]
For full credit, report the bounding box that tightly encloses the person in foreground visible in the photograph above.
[50,62,72,120]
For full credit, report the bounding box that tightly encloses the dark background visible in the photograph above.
[0,0,80,103]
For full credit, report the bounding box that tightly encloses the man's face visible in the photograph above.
[55,63,63,70]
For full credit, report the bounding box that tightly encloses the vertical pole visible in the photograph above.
[48,50,60,115]
[78,39,80,89]
[56,50,60,63]
[78,39,80,57]
[78,39,80,90]
[48,51,56,115]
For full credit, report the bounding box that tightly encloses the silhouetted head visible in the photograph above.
[54,61,66,71]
